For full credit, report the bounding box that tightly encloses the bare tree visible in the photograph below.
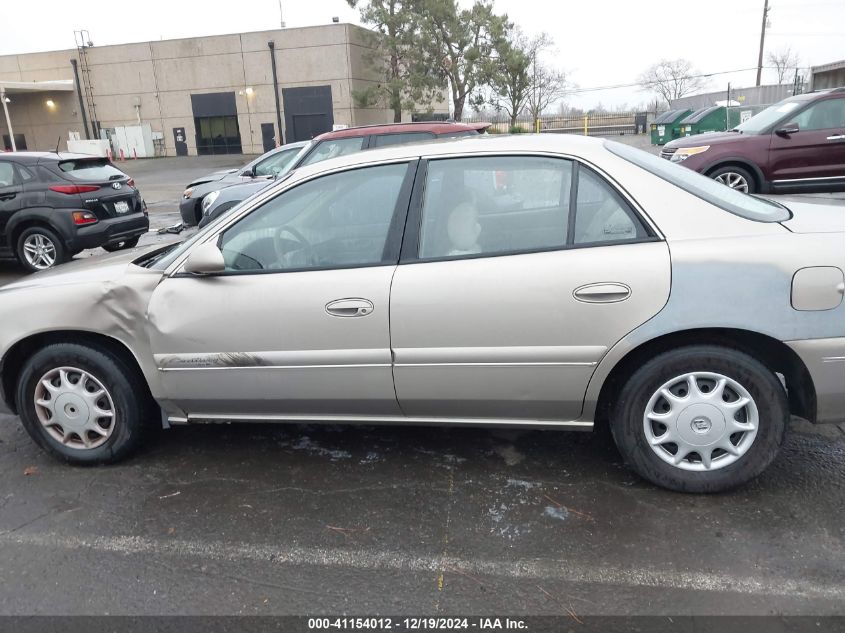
[638,59,708,106]
[767,47,800,84]
[525,56,569,122]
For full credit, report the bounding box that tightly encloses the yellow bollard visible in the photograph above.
[583,115,588,136]
[535,118,540,133]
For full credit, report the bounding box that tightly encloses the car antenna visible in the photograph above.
[55,136,61,156]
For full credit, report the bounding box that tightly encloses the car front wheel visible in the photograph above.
[709,165,756,194]
[16,343,151,464]
[610,345,788,493]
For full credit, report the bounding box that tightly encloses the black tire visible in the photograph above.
[610,345,788,493]
[16,226,68,273]
[102,236,140,252]
[16,343,152,464]
[709,165,757,194]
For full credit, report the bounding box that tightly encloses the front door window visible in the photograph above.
[219,162,410,272]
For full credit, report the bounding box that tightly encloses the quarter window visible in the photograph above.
[16,164,35,182]
[220,163,408,272]
[574,168,646,244]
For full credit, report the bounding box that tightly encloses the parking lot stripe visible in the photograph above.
[0,529,841,601]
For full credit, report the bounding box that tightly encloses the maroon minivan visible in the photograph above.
[661,88,845,194]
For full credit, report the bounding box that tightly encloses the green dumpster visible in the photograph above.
[650,109,692,145]
[679,105,773,137]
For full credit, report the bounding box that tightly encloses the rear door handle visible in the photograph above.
[826,134,845,141]
[325,298,374,317]
[0,193,15,201]
[573,282,631,303]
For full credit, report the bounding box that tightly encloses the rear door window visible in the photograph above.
[58,159,126,182]
[0,161,16,187]
[418,156,573,259]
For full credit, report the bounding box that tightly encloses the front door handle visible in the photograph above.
[826,134,845,141]
[573,282,631,303]
[0,193,15,201]
[325,298,374,317]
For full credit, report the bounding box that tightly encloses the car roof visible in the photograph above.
[0,151,97,164]
[289,133,609,180]
[313,121,490,141]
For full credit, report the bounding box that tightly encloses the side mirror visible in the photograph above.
[775,123,799,137]
[241,169,255,177]
[183,242,225,275]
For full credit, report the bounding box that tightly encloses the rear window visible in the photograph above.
[58,158,126,181]
[605,140,790,222]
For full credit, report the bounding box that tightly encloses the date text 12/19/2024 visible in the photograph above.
[308,618,528,630]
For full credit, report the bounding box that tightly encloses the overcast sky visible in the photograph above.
[3,0,844,109]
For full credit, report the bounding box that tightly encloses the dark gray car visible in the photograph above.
[179,141,310,226]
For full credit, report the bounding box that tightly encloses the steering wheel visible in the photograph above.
[274,225,314,266]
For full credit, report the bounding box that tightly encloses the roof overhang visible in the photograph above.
[0,80,74,94]
[811,60,845,74]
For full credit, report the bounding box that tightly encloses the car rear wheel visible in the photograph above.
[16,343,151,464]
[610,345,788,493]
[16,226,67,273]
[710,165,756,194]
[102,237,140,252]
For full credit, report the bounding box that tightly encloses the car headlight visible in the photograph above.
[183,187,194,199]
[670,145,710,162]
[202,190,220,213]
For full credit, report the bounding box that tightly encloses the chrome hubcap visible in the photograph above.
[643,372,758,471]
[714,172,749,193]
[22,234,57,269]
[33,367,116,450]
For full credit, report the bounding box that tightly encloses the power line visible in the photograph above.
[562,66,780,95]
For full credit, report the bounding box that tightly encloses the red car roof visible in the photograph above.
[314,121,490,141]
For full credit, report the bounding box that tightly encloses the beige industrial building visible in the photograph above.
[0,24,443,157]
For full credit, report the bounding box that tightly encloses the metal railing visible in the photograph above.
[462,111,653,137]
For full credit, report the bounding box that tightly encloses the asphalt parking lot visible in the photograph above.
[1,140,844,616]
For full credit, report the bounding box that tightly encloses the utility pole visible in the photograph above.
[532,49,538,132]
[1,87,16,151]
[755,0,770,87]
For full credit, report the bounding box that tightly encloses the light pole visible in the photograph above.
[755,0,770,87]
[0,88,15,152]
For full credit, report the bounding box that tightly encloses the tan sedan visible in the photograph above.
[1,134,844,492]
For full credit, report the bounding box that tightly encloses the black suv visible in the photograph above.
[0,153,148,272]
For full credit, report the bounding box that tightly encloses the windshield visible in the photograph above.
[733,99,805,134]
[605,140,790,222]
